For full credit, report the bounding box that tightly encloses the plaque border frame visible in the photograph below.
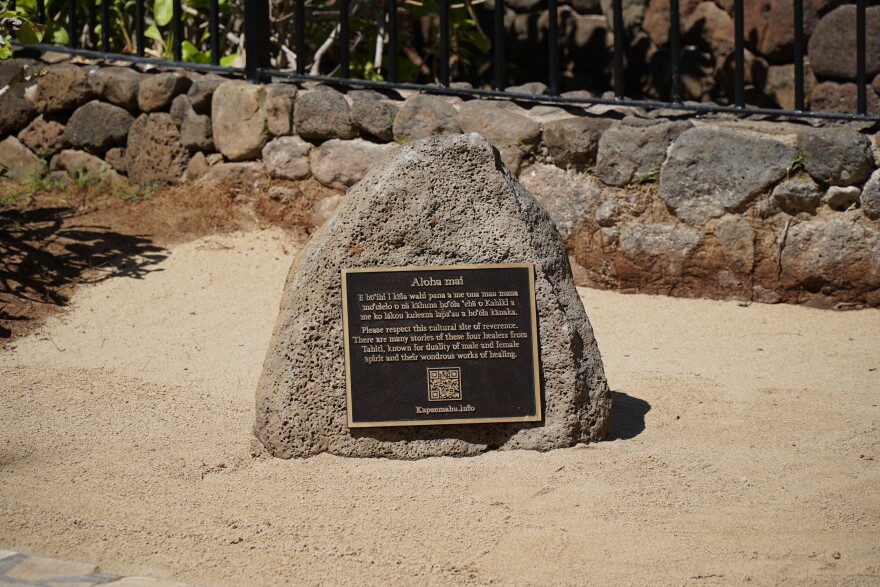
[342,263,543,428]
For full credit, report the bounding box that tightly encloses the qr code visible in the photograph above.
[428,368,462,401]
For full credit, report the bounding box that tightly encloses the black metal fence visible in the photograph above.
[15,0,880,121]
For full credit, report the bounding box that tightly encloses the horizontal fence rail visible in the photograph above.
[13,0,880,122]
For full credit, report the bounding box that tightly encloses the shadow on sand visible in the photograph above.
[607,391,651,440]
[0,206,167,338]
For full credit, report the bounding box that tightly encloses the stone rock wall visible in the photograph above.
[1,57,879,308]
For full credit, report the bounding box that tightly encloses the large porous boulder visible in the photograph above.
[17,115,68,158]
[808,6,880,81]
[798,127,874,186]
[0,80,37,135]
[87,66,142,110]
[392,94,461,142]
[266,85,297,136]
[811,81,880,115]
[660,127,796,224]
[293,89,357,141]
[212,81,269,161]
[187,79,224,113]
[50,149,126,187]
[744,0,817,63]
[0,137,47,181]
[309,138,398,190]
[125,113,189,185]
[456,100,540,173]
[254,133,612,459]
[64,100,134,154]
[35,64,95,114]
[138,72,192,112]
[596,119,691,186]
[542,116,612,171]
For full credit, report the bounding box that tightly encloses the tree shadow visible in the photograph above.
[607,390,651,441]
[0,206,167,338]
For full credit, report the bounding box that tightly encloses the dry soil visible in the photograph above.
[1,228,879,586]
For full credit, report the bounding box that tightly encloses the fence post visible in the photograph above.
[244,0,272,80]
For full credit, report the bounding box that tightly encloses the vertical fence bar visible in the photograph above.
[388,0,398,82]
[547,0,558,94]
[340,0,350,78]
[734,0,744,107]
[67,0,77,48]
[210,0,220,65]
[244,0,271,79]
[856,0,867,115]
[613,0,624,98]
[101,0,110,52]
[135,0,145,56]
[793,0,804,110]
[439,0,450,86]
[493,0,506,90]
[669,0,681,102]
[295,0,305,74]
[36,0,45,23]
[172,0,182,61]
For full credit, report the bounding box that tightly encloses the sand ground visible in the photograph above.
[1,228,878,586]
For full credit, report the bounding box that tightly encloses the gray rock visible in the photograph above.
[267,185,298,203]
[506,82,550,96]
[392,94,461,142]
[860,169,880,220]
[35,64,95,114]
[0,58,39,88]
[519,163,604,240]
[18,115,68,158]
[212,81,269,161]
[350,90,398,141]
[0,81,37,135]
[105,147,126,174]
[169,94,192,127]
[254,133,611,459]
[64,100,134,154]
[542,116,613,171]
[660,127,796,224]
[620,222,702,276]
[138,72,192,112]
[714,216,755,274]
[266,85,297,136]
[180,111,214,152]
[0,137,47,181]
[781,217,880,292]
[596,120,691,186]
[824,185,861,210]
[293,89,357,141]
[263,136,312,180]
[50,149,120,186]
[87,66,141,110]
[771,176,822,214]
[310,194,343,227]
[798,127,874,187]
[456,100,541,174]
[187,79,224,113]
[594,199,619,227]
[310,138,398,190]
[125,113,189,186]
[808,6,880,82]
[810,81,880,116]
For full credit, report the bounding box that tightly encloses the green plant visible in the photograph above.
[637,163,662,185]
[0,0,43,59]
[786,152,805,179]
[114,181,156,201]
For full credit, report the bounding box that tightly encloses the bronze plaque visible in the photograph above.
[342,264,542,427]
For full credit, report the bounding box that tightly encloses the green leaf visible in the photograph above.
[144,24,165,46]
[219,53,238,67]
[15,22,43,44]
[154,0,173,27]
[0,38,12,61]
[50,26,68,46]
[181,40,209,64]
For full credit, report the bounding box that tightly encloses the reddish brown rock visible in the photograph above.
[808,6,880,81]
